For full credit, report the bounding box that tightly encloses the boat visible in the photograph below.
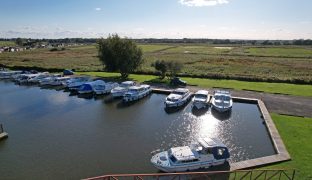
[63,76,90,90]
[16,74,40,84]
[49,76,71,86]
[78,80,105,94]
[27,72,50,83]
[93,82,119,95]
[39,74,62,85]
[192,90,209,109]
[123,84,151,102]
[111,81,136,98]
[165,88,192,108]
[151,137,230,172]
[211,90,233,112]
[0,71,22,79]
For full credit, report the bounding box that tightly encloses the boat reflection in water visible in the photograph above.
[211,108,232,121]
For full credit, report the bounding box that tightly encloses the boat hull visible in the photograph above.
[152,159,226,172]
[165,93,192,108]
[123,89,151,102]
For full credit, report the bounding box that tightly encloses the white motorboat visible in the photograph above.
[93,82,119,95]
[63,76,90,90]
[39,74,62,85]
[49,76,71,86]
[211,90,233,112]
[16,74,39,84]
[192,90,209,109]
[111,81,135,98]
[0,71,22,79]
[151,137,230,172]
[78,80,105,94]
[123,84,151,102]
[165,88,192,108]
[27,72,50,83]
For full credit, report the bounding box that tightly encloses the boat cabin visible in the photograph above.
[168,146,199,164]
[172,88,189,95]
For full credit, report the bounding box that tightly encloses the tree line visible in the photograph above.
[1,38,312,47]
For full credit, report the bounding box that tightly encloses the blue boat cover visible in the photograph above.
[79,84,93,92]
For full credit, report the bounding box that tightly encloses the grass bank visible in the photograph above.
[265,114,312,179]
[78,72,312,97]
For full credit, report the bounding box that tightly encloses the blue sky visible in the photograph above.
[0,0,311,39]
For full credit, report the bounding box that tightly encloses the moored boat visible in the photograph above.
[111,81,135,98]
[78,80,105,94]
[211,90,233,112]
[165,88,192,108]
[123,84,151,102]
[192,90,209,109]
[93,82,119,95]
[63,76,90,90]
[151,137,230,172]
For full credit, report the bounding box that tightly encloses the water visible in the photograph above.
[0,81,276,179]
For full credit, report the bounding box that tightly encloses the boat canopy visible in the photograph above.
[79,80,105,91]
[172,88,189,96]
[198,138,230,160]
[195,90,209,96]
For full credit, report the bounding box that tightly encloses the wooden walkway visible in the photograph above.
[151,88,291,170]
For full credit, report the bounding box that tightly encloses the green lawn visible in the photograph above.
[0,41,16,46]
[77,71,312,97]
[265,114,312,179]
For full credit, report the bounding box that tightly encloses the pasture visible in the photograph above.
[0,44,311,82]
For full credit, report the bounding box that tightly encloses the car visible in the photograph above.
[170,77,187,86]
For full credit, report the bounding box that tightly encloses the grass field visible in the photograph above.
[0,41,16,46]
[78,71,312,97]
[0,44,311,82]
[265,114,312,179]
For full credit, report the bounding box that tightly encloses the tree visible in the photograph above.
[167,61,183,79]
[152,60,167,79]
[15,38,24,46]
[98,34,143,78]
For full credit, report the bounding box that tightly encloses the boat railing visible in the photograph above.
[83,169,296,180]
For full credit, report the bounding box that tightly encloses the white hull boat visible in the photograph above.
[64,76,90,90]
[111,81,135,98]
[211,90,233,112]
[123,84,151,102]
[151,138,230,172]
[192,90,209,109]
[165,88,192,108]
[78,80,105,94]
[94,82,119,95]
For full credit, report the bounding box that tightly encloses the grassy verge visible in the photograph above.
[77,72,312,97]
[264,114,312,179]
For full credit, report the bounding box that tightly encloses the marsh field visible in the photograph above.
[0,44,311,82]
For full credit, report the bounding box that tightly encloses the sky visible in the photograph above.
[0,0,312,39]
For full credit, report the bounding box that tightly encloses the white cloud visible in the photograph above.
[95,7,101,11]
[179,0,229,7]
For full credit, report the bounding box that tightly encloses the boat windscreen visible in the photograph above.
[169,155,177,163]
[195,94,207,99]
